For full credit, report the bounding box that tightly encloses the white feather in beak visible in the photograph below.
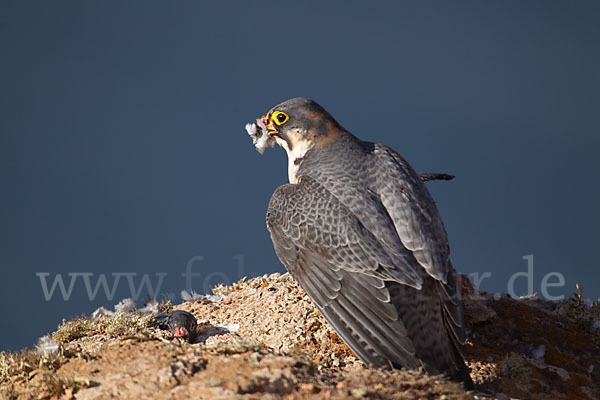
[245,118,275,154]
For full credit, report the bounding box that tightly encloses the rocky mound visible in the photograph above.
[1,273,598,399]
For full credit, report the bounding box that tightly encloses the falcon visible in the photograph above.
[245,98,472,387]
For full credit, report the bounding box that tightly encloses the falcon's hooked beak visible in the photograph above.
[261,114,279,137]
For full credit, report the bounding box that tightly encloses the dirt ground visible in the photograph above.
[1,273,599,399]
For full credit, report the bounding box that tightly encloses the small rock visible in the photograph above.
[300,383,318,393]
[156,366,174,385]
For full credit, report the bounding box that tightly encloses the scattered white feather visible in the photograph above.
[181,289,207,302]
[205,294,227,302]
[35,336,59,355]
[114,298,136,313]
[195,319,238,332]
[139,298,159,314]
[218,323,240,332]
[91,306,114,318]
[181,289,193,302]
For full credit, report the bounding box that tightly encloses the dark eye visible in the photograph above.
[272,111,289,125]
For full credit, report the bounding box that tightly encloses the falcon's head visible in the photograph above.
[246,98,347,181]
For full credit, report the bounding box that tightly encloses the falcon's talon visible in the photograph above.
[245,97,474,389]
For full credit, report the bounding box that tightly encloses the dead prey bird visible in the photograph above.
[153,310,198,342]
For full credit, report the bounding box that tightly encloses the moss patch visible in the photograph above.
[52,312,154,343]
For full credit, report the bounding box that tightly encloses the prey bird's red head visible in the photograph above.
[173,326,188,338]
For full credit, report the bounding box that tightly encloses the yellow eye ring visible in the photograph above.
[271,111,289,126]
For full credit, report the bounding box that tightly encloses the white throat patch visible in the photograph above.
[275,137,314,184]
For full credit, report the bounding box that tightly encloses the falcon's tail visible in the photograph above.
[387,275,474,390]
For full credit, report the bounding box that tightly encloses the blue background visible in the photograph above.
[2,1,599,350]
